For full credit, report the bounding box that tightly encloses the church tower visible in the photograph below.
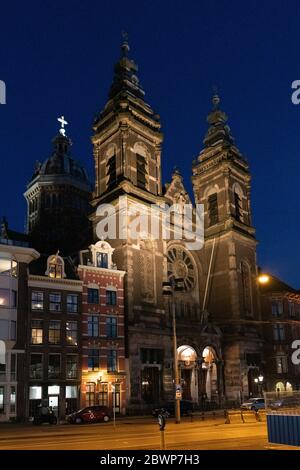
[90,36,167,318]
[192,93,263,400]
[24,118,91,256]
[90,38,172,409]
[91,36,163,205]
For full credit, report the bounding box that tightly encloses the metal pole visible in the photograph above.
[112,383,116,429]
[160,429,166,450]
[172,300,181,424]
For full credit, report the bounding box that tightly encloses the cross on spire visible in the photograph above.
[57,115,68,136]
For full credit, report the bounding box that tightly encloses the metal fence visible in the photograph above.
[264,391,300,415]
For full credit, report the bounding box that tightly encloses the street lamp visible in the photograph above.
[257,274,270,285]
[162,277,184,424]
[254,375,264,397]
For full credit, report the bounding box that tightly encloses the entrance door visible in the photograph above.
[181,369,192,400]
[49,396,59,417]
[141,367,160,403]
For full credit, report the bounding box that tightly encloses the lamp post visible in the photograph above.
[111,382,116,429]
[258,374,264,397]
[254,374,264,397]
[162,277,184,424]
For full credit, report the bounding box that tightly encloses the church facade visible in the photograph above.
[2,42,300,422]
[89,38,263,410]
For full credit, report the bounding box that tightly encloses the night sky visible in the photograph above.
[0,0,300,286]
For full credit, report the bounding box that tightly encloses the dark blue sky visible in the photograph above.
[0,0,300,286]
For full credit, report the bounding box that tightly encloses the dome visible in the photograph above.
[31,134,89,184]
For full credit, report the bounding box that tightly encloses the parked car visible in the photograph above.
[241,398,265,411]
[269,396,299,410]
[32,405,57,425]
[152,400,194,417]
[67,406,112,424]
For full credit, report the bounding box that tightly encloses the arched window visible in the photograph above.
[205,186,219,227]
[46,254,65,279]
[134,143,148,190]
[286,382,293,393]
[208,193,218,226]
[106,155,117,190]
[241,261,253,317]
[233,183,243,222]
[106,145,117,191]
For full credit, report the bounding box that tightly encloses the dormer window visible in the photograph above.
[46,254,66,279]
[96,252,108,269]
[89,241,114,269]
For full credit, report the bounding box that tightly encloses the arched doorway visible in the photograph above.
[286,382,293,393]
[177,345,197,401]
[200,347,218,401]
[275,381,285,393]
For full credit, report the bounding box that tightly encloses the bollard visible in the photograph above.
[201,411,205,421]
[158,412,166,450]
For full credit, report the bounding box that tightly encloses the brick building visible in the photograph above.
[259,275,300,394]
[26,254,82,420]
[78,241,126,415]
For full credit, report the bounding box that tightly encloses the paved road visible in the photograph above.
[0,416,278,450]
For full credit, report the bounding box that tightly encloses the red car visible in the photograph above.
[67,406,112,424]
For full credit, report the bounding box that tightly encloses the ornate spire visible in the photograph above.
[108,32,145,101]
[203,89,234,148]
[121,30,130,57]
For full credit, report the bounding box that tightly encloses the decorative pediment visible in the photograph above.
[164,168,192,206]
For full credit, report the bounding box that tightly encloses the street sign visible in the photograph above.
[175,384,182,400]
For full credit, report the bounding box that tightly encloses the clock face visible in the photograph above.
[167,247,196,292]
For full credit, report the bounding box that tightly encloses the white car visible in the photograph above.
[241,398,265,411]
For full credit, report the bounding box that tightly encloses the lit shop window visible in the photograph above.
[48,385,60,395]
[10,386,16,414]
[66,386,77,399]
[0,386,4,413]
[29,386,42,400]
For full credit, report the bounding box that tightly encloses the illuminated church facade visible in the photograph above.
[2,39,300,422]
[89,37,263,410]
